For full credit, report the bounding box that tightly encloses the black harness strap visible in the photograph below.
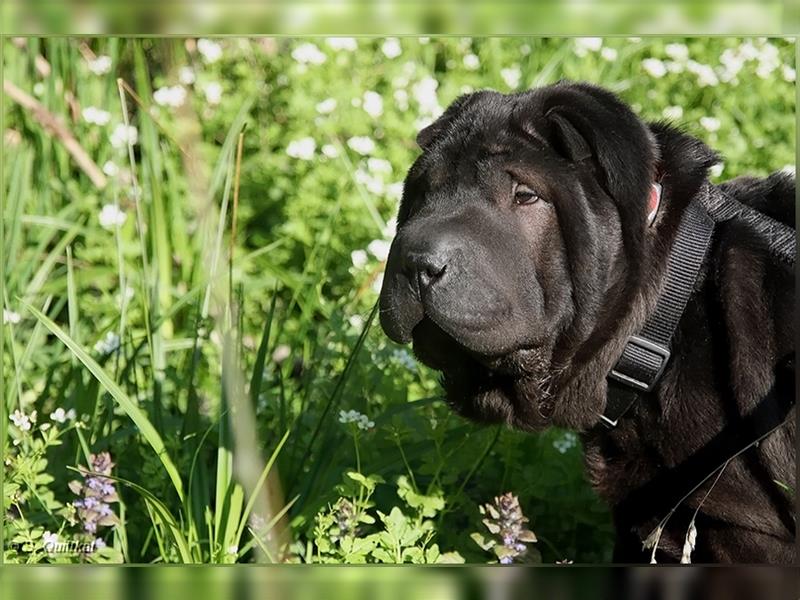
[702,186,796,264]
[600,182,795,428]
[601,192,716,427]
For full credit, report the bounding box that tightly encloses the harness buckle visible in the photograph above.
[608,335,671,393]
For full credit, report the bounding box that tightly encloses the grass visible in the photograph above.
[1,36,794,564]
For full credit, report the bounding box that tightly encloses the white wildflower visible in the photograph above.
[347,136,376,155]
[338,409,359,423]
[94,331,121,355]
[291,42,326,65]
[109,124,138,149]
[463,53,480,70]
[782,65,796,82]
[381,38,402,59]
[686,60,718,87]
[756,42,780,79]
[367,239,391,262]
[272,344,291,364]
[350,249,368,269]
[10,409,33,431]
[98,204,127,230]
[574,37,603,57]
[153,85,187,108]
[362,91,384,118]
[367,157,392,175]
[82,106,111,126]
[117,285,135,305]
[326,37,357,51]
[393,89,409,111]
[87,55,112,75]
[665,61,685,74]
[383,217,398,238]
[662,105,684,120]
[553,431,578,454]
[50,407,77,423]
[102,160,119,177]
[321,143,339,159]
[197,38,223,63]
[600,47,618,62]
[642,58,667,78]
[665,42,689,62]
[203,82,222,105]
[338,409,374,431]
[386,182,404,201]
[392,348,417,370]
[738,41,760,60]
[316,97,337,114]
[178,66,196,85]
[719,48,745,82]
[3,309,21,325]
[355,168,384,195]
[286,137,316,160]
[42,531,59,552]
[411,76,442,117]
[371,272,384,295]
[500,65,522,89]
[699,116,721,132]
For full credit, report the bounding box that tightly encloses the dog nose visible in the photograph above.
[403,241,452,293]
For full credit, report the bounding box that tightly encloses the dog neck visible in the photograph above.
[548,124,721,432]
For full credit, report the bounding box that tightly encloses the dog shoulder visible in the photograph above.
[719,170,795,227]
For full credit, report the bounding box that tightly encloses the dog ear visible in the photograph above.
[542,92,656,207]
[545,108,593,163]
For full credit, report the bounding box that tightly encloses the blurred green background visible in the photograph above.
[1,2,791,35]
[1,36,795,565]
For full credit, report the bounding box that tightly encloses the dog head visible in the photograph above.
[379,82,671,431]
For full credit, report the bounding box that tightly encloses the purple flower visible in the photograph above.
[477,492,538,565]
[69,452,119,538]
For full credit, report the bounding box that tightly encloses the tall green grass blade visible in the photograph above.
[66,245,78,365]
[233,428,291,548]
[249,289,278,407]
[24,302,185,503]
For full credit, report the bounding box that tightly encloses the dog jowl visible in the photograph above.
[378,81,796,563]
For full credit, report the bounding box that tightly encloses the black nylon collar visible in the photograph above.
[599,185,717,428]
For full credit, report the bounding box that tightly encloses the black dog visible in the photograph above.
[378,81,795,563]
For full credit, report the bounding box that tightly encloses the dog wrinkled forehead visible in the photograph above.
[415,90,512,151]
[406,93,526,190]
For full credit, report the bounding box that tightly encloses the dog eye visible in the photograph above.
[513,182,542,205]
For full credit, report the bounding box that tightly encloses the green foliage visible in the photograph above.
[2,36,794,564]
[310,471,463,564]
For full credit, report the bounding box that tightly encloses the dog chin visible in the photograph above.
[411,318,555,431]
